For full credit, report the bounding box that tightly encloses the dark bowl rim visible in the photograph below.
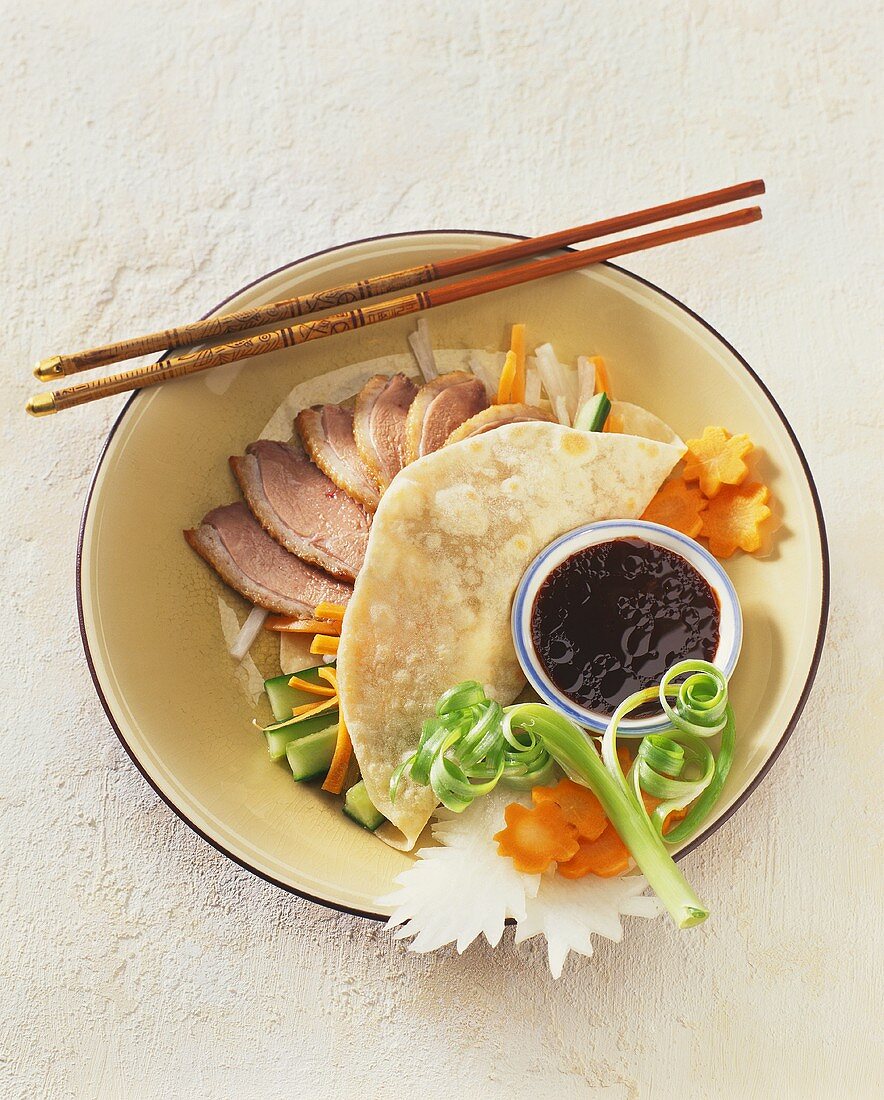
[76,227,830,923]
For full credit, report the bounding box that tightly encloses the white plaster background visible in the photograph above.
[2,2,881,1097]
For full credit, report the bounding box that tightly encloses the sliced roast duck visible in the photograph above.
[295,404,380,513]
[229,440,370,582]
[184,502,352,616]
[403,371,488,464]
[353,372,417,490]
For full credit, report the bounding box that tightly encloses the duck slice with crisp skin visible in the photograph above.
[184,502,352,617]
[353,372,418,491]
[295,404,381,513]
[403,372,489,464]
[445,403,556,445]
[230,440,370,582]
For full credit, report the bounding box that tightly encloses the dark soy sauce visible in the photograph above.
[531,538,720,717]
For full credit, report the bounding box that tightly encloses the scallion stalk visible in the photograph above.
[503,703,709,928]
[392,660,734,928]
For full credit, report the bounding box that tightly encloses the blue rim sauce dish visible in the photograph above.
[511,520,743,736]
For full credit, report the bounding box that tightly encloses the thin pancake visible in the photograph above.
[606,400,683,446]
[337,422,685,849]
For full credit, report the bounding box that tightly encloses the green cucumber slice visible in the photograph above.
[343,781,385,831]
[286,725,339,781]
[574,391,611,433]
[264,664,335,723]
[265,710,338,761]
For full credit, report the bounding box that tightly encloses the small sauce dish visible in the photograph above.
[512,520,742,735]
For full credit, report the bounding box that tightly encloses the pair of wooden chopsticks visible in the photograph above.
[25,181,764,417]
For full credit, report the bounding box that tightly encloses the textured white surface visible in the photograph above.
[1,2,881,1097]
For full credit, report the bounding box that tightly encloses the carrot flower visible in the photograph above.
[700,481,772,557]
[494,801,579,874]
[531,778,607,841]
[683,426,754,497]
[641,479,708,538]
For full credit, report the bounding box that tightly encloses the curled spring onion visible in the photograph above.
[390,682,555,812]
[601,660,735,846]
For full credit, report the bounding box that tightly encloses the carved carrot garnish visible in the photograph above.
[683,425,753,497]
[493,802,579,874]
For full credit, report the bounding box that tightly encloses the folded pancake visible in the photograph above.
[606,401,684,447]
[337,422,685,850]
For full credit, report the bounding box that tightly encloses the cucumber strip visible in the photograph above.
[265,711,338,760]
[343,781,385,831]
[286,725,339,781]
[261,695,338,733]
[574,391,611,433]
[264,664,336,723]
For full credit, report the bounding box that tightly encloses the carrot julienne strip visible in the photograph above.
[496,350,517,404]
[310,634,340,656]
[314,602,346,623]
[317,666,338,691]
[591,356,611,398]
[287,674,336,697]
[266,617,342,634]
[321,715,353,794]
[509,324,526,403]
[291,696,338,718]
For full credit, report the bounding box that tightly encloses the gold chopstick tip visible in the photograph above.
[25,392,57,417]
[33,355,64,381]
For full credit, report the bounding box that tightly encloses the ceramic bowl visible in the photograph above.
[78,230,828,917]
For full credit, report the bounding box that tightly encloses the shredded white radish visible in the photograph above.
[576,355,597,419]
[409,318,438,382]
[407,332,433,382]
[229,605,268,662]
[524,360,542,406]
[534,348,564,419]
[534,343,578,425]
[469,351,504,400]
[553,394,570,427]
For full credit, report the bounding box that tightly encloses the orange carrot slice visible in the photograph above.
[642,479,708,538]
[266,617,342,635]
[321,715,352,794]
[591,356,611,399]
[509,324,526,403]
[532,778,607,841]
[496,350,517,405]
[287,674,336,697]
[557,825,630,879]
[494,801,579,874]
[683,426,754,497]
[700,481,772,558]
[310,634,340,656]
[314,602,346,623]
